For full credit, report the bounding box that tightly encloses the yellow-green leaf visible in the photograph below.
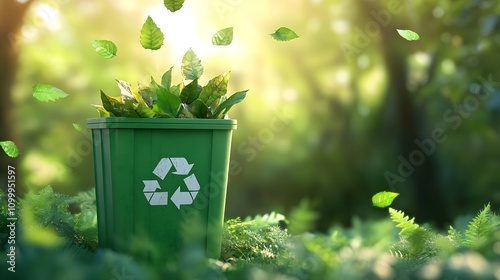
[212,27,234,46]
[397,29,420,41]
[72,123,83,132]
[32,84,69,102]
[140,16,164,50]
[372,191,399,208]
[91,40,117,59]
[0,141,19,158]
[181,48,204,81]
[270,27,299,41]
[164,0,184,12]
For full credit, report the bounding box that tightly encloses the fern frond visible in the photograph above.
[389,208,420,237]
[447,226,465,247]
[464,203,497,249]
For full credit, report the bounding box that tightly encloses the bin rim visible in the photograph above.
[87,117,237,130]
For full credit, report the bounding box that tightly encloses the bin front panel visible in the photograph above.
[90,120,233,259]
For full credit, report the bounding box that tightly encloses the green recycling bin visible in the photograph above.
[87,117,236,259]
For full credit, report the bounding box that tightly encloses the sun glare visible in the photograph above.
[147,5,213,61]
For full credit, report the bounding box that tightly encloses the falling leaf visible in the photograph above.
[212,27,234,46]
[73,123,83,132]
[397,29,420,41]
[0,141,19,158]
[91,40,117,59]
[140,16,164,50]
[372,191,399,208]
[32,84,69,102]
[270,27,299,41]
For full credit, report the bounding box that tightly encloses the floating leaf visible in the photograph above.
[397,29,420,41]
[91,40,117,59]
[32,84,69,102]
[213,90,248,119]
[140,16,164,50]
[181,48,204,80]
[372,191,399,208]
[0,141,19,158]
[72,123,83,132]
[270,27,299,41]
[164,0,184,12]
[212,27,234,46]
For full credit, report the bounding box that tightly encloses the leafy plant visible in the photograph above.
[95,48,248,119]
[85,6,248,119]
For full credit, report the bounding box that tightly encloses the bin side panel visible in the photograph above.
[206,130,233,258]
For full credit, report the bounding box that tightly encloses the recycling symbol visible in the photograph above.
[142,158,200,209]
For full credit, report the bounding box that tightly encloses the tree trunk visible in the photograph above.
[0,0,34,192]
[357,0,449,225]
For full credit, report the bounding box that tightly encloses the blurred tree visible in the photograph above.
[0,0,34,191]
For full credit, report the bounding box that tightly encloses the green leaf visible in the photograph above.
[180,79,202,104]
[170,84,181,96]
[164,0,184,12]
[153,81,181,117]
[140,16,164,50]
[0,141,19,158]
[32,84,69,102]
[397,29,420,41]
[213,90,248,119]
[91,40,117,59]
[134,102,156,118]
[100,90,125,116]
[464,203,497,249]
[198,72,230,110]
[161,67,173,89]
[181,48,204,81]
[212,27,234,46]
[270,27,299,41]
[115,80,134,100]
[188,100,210,118]
[389,208,420,237]
[372,191,399,208]
[72,123,83,132]
[92,105,111,117]
[138,80,157,107]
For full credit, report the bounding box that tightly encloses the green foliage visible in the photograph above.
[389,207,420,237]
[270,27,299,41]
[91,40,117,59]
[19,186,98,250]
[463,204,499,251]
[140,16,164,51]
[2,187,500,279]
[98,50,247,119]
[0,140,19,158]
[372,191,399,208]
[212,27,234,46]
[32,84,69,102]
[396,29,420,41]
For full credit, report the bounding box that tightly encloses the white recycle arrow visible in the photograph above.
[170,158,193,175]
[171,186,193,209]
[153,158,194,179]
[142,180,168,206]
[170,173,201,209]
